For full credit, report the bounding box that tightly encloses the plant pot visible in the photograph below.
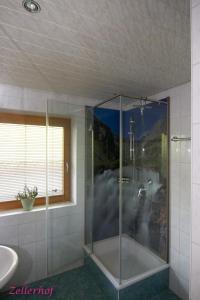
[21,197,35,211]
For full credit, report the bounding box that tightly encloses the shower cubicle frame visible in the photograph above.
[88,94,170,287]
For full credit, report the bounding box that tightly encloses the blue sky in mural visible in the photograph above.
[94,107,120,135]
[124,102,167,140]
[94,101,167,140]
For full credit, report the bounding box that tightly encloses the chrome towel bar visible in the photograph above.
[171,136,191,142]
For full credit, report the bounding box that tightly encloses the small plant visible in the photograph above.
[16,185,38,211]
[16,185,38,201]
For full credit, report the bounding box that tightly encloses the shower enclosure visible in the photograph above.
[85,95,169,289]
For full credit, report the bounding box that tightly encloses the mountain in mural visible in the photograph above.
[93,115,119,174]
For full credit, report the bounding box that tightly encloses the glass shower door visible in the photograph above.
[85,107,94,253]
[47,100,85,276]
[121,98,169,281]
[91,100,121,281]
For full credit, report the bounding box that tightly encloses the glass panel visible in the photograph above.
[91,99,121,281]
[85,106,94,252]
[47,126,64,196]
[47,100,85,276]
[121,97,169,280]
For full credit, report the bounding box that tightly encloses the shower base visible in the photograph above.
[84,235,169,290]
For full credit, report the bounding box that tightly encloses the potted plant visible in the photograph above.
[16,185,38,211]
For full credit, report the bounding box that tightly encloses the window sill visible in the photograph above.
[0,201,76,217]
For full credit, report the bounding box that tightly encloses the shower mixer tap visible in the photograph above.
[138,187,146,198]
[137,179,153,198]
[147,178,153,185]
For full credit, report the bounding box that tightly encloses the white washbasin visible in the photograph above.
[0,246,18,289]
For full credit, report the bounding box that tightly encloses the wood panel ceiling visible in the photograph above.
[0,0,190,100]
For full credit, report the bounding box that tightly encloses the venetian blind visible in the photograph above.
[0,123,64,201]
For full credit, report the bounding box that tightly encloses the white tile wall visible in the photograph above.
[191,1,200,298]
[0,211,45,286]
[0,208,84,288]
[151,82,191,300]
[0,85,86,288]
[192,0,200,8]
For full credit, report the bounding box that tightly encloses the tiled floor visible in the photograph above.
[0,266,180,300]
[151,290,181,300]
[151,290,180,300]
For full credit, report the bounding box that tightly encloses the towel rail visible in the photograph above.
[171,136,191,142]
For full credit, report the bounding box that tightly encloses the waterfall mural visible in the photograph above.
[85,99,169,261]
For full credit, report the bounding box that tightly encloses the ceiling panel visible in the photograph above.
[0,0,190,100]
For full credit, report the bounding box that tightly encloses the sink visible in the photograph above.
[0,246,18,289]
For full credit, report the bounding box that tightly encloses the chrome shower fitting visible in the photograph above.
[128,117,135,161]
[138,186,146,198]
[137,178,153,198]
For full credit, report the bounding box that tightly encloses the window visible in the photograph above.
[0,112,71,211]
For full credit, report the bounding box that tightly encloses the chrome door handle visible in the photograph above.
[118,177,130,183]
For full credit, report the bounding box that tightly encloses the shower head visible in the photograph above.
[140,106,144,117]
[88,124,93,132]
[131,99,152,117]
[129,117,135,124]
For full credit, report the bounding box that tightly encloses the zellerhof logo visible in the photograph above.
[9,286,54,297]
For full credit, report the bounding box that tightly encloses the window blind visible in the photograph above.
[0,123,64,201]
